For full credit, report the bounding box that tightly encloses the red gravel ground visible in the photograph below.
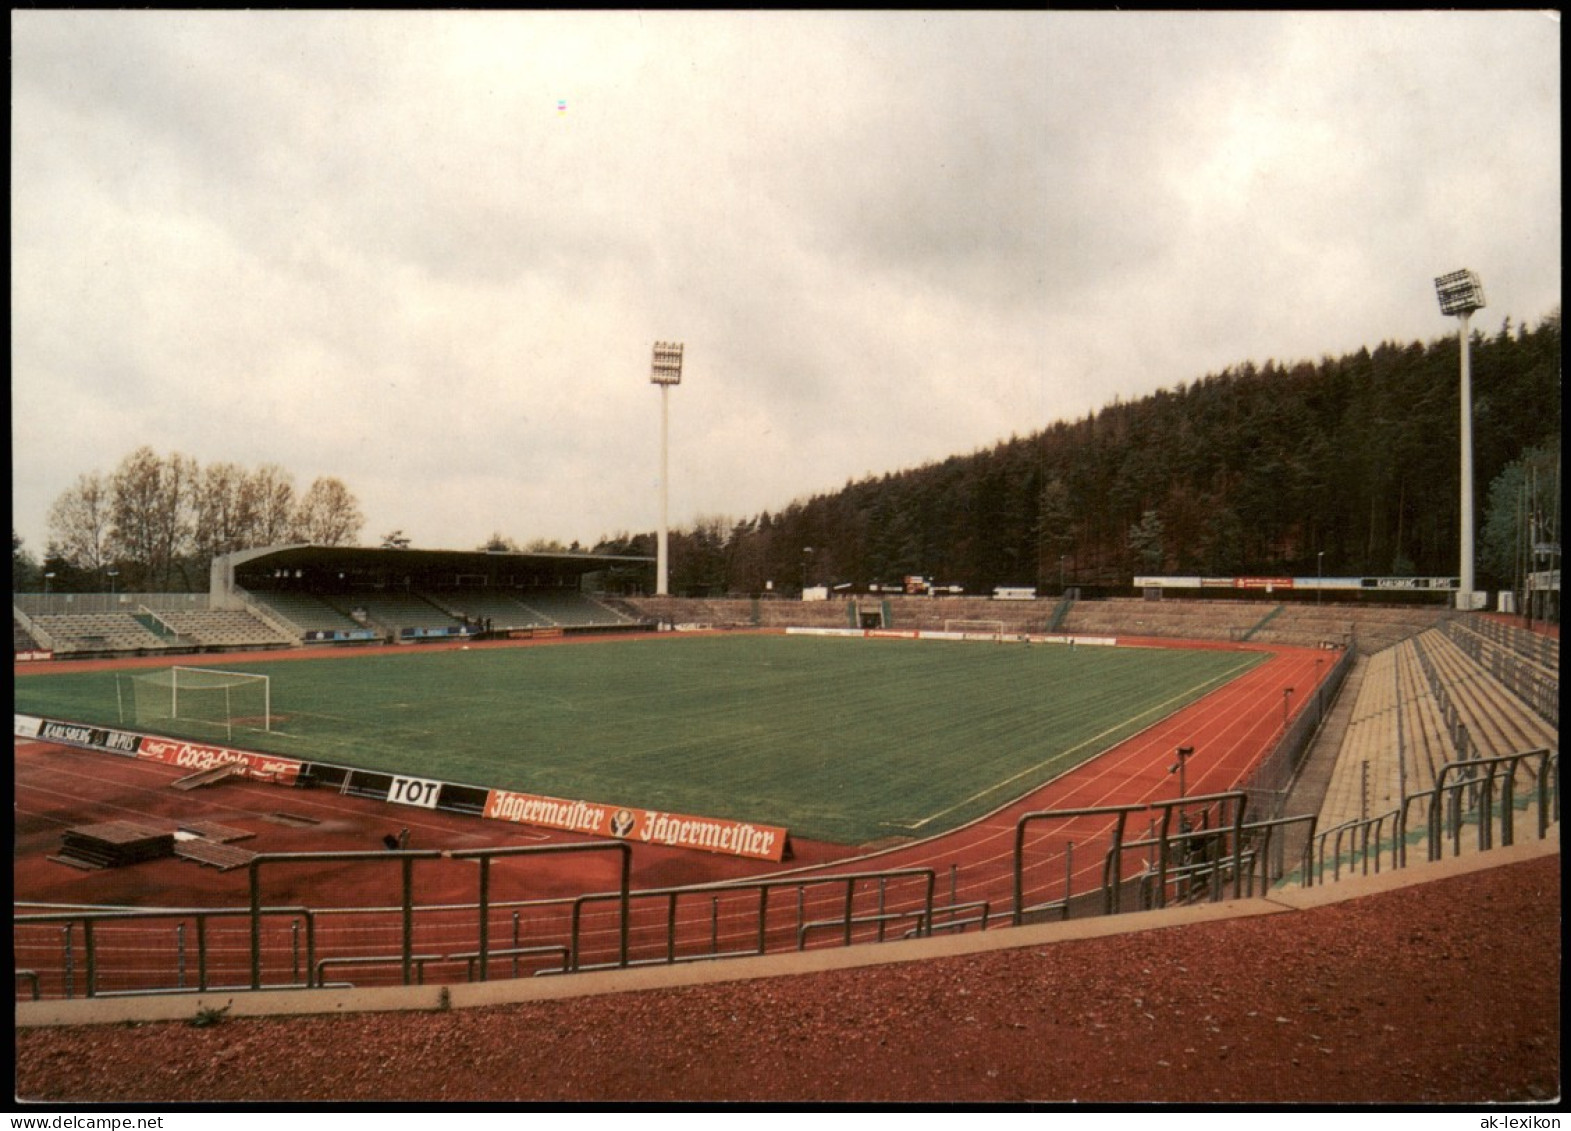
[14,852,1559,1106]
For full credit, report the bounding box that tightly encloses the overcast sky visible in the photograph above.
[11,11,1562,559]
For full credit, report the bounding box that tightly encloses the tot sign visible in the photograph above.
[388,775,443,809]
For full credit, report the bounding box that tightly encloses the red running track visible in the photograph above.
[14,640,1337,989]
[568,642,1337,967]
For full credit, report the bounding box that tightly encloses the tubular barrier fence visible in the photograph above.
[1308,748,1559,883]
[14,762,1558,1002]
[1444,618,1559,727]
[1243,643,1356,821]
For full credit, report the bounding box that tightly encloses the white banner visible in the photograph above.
[387,775,444,809]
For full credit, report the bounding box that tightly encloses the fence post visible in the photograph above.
[401,854,416,985]
[249,859,263,990]
[475,855,491,981]
[197,915,209,992]
[1063,842,1073,920]
[83,920,96,998]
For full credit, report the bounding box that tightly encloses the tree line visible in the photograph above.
[15,312,1559,602]
[19,446,364,592]
[596,310,1561,599]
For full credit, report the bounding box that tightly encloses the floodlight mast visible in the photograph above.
[650,341,684,596]
[1434,270,1485,610]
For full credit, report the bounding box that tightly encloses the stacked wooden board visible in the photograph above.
[50,821,174,870]
[170,763,245,791]
[174,838,257,871]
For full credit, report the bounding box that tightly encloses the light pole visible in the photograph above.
[44,571,55,597]
[107,568,119,598]
[801,547,813,596]
[1316,551,1323,606]
[650,341,684,596]
[1434,269,1486,610]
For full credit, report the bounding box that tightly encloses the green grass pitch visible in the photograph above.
[14,635,1264,845]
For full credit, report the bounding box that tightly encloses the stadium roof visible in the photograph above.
[212,543,654,594]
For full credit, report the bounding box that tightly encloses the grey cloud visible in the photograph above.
[10,11,1559,557]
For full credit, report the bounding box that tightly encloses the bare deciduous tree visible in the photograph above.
[247,464,298,546]
[44,450,368,588]
[294,476,364,545]
[109,447,193,589]
[46,471,113,576]
[191,461,258,560]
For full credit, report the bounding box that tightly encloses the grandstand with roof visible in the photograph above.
[13,544,655,659]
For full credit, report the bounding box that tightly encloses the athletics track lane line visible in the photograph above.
[572,647,1337,956]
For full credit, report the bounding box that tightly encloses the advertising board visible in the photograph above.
[483,788,789,862]
[137,736,303,784]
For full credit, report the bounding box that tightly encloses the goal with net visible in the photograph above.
[119,666,271,741]
[942,619,1009,640]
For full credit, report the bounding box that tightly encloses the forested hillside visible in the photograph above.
[599,311,1561,597]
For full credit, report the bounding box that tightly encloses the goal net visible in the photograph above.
[120,666,271,741]
[943,619,1009,640]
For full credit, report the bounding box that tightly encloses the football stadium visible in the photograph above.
[15,538,1558,992]
[12,10,1560,1109]
[14,528,1562,1109]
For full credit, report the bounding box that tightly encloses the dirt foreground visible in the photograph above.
[14,852,1559,1107]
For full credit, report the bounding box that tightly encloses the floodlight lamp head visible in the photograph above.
[1434,269,1486,317]
[651,341,684,385]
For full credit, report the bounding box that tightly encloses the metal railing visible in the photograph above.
[568,868,937,971]
[13,752,1558,1001]
[1013,791,1255,924]
[1244,644,1357,820]
[448,842,630,978]
[1444,619,1559,727]
[1309,748,1559,882]
[14,906,316,999]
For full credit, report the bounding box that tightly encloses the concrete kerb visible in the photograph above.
[16,833,1557,1029]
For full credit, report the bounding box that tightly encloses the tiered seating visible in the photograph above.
[1061,599,1258,641]
[1059,599,1449,653]
[1418,630,1558,760]
[615,596,723,627]
[157,609,295,649]
[423,591,555,631]
[29,613,177,655]
[1317,642,1456,833]
[15,615,42,652]
[1331,605,1456,653]
[1465,615,1560,673]
[330,592,462,632]
[1391,640,1457,803]
[1250,608,1362,650]
[1444,616,1558,726]
[516,590,639,628]
[250,592,366,635]
[612,596,1458,654]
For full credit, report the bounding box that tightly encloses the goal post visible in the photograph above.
[943,619,1008,640]
[122,666,271,741]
